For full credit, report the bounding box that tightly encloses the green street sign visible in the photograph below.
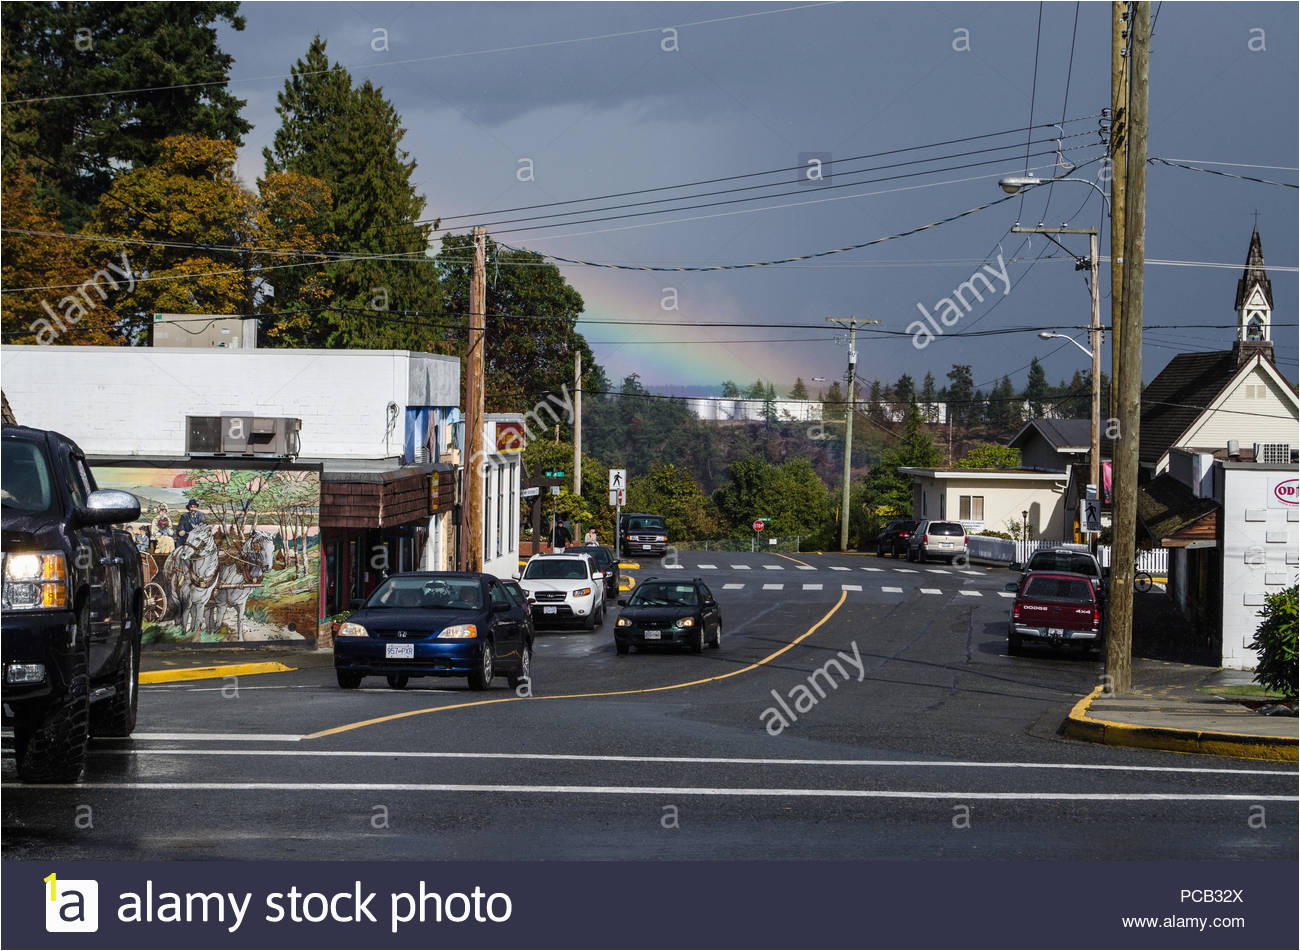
[543,469,566,479]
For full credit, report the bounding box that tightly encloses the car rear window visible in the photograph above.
[1024,576,1094,602]
[927,522,964,535]
[1027,552,1098,575]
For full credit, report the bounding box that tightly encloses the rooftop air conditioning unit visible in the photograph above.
[1254,443,1291,465]
[185,415,301,457]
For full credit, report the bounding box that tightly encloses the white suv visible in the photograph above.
[519,552,607,629]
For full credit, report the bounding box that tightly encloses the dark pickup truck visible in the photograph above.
[1005,570,1105,657]
[2,425,143,782]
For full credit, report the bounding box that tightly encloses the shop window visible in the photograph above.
[959,495,984,521]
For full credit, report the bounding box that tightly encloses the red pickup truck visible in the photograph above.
[1005,571,1104,656]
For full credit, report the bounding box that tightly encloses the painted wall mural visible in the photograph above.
[93,465,320,645]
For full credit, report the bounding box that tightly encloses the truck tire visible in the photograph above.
[15,605,91,783]
[91,605,141,737]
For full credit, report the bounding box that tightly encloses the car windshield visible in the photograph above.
[630,582,698,607]
[1027,552,1098,575]
[1,440,53,513]
[366,576,484,609]
[1024,576,1094,602]
[628,518,665,532]
[928,522,963,535]
[524,559,588,580]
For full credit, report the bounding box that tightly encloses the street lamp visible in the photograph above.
[998,175,1111,215]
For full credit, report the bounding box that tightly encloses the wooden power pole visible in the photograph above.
[1109,1,1129,423]
[462,225,487,572]
[574,350,582,497]
[1106,0,1149,696]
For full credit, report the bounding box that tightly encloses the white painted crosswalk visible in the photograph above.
[723,583,745,590]
[762,583,784,591]
[802,583,823,591]
[919,588,942,595]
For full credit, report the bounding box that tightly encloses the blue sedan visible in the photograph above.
[333,572,532,691]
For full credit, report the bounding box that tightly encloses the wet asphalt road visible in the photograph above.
[3,551,1296,861]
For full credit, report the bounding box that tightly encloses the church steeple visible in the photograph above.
[1234,228,1272,345]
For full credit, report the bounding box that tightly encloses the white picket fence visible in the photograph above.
[968,536,1167,575]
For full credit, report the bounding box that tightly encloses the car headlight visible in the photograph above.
[337,621,368,638]
[616,617,631,627]
[3,551,68,610]
[571,587,592,598]
[656,535,667,542]
[674,617,696,628]
[438,624,478,639]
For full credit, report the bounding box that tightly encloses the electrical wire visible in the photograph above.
[1020,2,1045,222]
[1148,157,1298,189]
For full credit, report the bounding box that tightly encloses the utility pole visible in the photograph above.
[1107,0,1149,696]
[573,350,582,541]
[826,317,878,550]
[1109,2,1129,423]
[1089,231,1102,536]
[461,225,487,573]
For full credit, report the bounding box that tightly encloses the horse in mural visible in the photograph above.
[162,523,220,636]
[206,530,275,641]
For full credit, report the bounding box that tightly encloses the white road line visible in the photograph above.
[763,564,784,570]
[960,590,982,597]
[82,748,1297,776]
[723,583,745,590]
[841,584,862,592]
[830,566,850,571]
[893,568,918,574]
[919,588,942,595]
[926,569,949,574]
[998,591,1016,598]
[698,563,718,569]
[731,564,750,570]
[861,567,884,572]
[117,732,304,743]
[802,583,823,591]
[882,586,904,594]
[762,583,784,590]
[12,781,1292,802]
[960,570,983,576]
[662,564,685,570]
[796,565,817,571]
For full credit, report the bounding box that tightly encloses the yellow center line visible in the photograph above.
[774,551,815,568]
[305,590,848,739]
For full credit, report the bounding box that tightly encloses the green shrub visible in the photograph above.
[1248,585,1297,699]
[978,529,1014,540]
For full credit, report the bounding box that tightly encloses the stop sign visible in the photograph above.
[753,520,765,532]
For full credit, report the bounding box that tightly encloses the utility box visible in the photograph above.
[185,415,301,457]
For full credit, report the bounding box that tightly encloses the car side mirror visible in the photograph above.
[1008,562,1022,572]
[617,598,628,607]
[76,489,141,526]
[1003,582,1018,592]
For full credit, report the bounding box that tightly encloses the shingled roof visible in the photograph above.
[1138,350,1239,467]
[1137,472,1219,547]
[1009,418,1114,456]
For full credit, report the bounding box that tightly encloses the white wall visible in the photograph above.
[1219,464,1299,669]
[687,397,823,422]
[1164,360,1298,471]
[481,414,524,580]
[912,474,1067,538]
[1,345,459,459]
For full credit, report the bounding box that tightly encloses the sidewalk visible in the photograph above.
[1066,659,1298,762]
[141,645,331,683]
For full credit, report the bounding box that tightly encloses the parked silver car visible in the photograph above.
[906,520,969,564]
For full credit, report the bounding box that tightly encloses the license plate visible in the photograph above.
[543,606,557,614]
[642,544,652,549]
[385,643,414,659]
[643,630,661,640]
[1048,628,1065,637]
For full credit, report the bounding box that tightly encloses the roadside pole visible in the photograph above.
[1107,0,1149,697]
[1109,1,1128,423]
[461,225,487,572]
[826,317,879,551]
[1089,230,1101,555]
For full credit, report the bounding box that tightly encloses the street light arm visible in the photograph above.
[999,174,1111,216]
[1039,331,1093,360]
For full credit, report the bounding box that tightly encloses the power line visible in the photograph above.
[3,2,841,106]
[1148,157,1298,189]
[1019,2,1045,222]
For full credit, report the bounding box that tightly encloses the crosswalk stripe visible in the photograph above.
[861,567,883,572]
[698,563,717,569]
[731,564,750,570]
[960,570,983,576]
[802,583,823,591]
[919,588,942,595]
[960,590,982,597]
[841,584,862,592]
[925,569,949,574]
[763,565,784,570]
[762,583,784,590]
[997,591,1015,598]
[830,566,850,571]
[894,568,918,573]
[882,586,903,593]
[723,583,745,590]
[796,565,817,571]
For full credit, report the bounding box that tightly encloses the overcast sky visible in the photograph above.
[219,1,1298,394]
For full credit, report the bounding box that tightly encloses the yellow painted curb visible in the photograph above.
[140,662,296,684]
[619,562,640,570]
[1065,685,1298,763]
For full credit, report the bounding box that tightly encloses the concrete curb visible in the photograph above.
[139,662,297,684]
[1065,686,1299,763]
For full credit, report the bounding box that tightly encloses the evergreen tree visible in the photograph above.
[1024,357,1049,418]
[946,364,975,424]
[824,380,845,420]
[867,379,885,422]
[920,371,938,422]
[265,37,441,349]
[858,401,942,529]
[763,383,778,425]
[894,373,915,406]
[2,2,250,228]
[789,377,809,400]
[721,380,741,398]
